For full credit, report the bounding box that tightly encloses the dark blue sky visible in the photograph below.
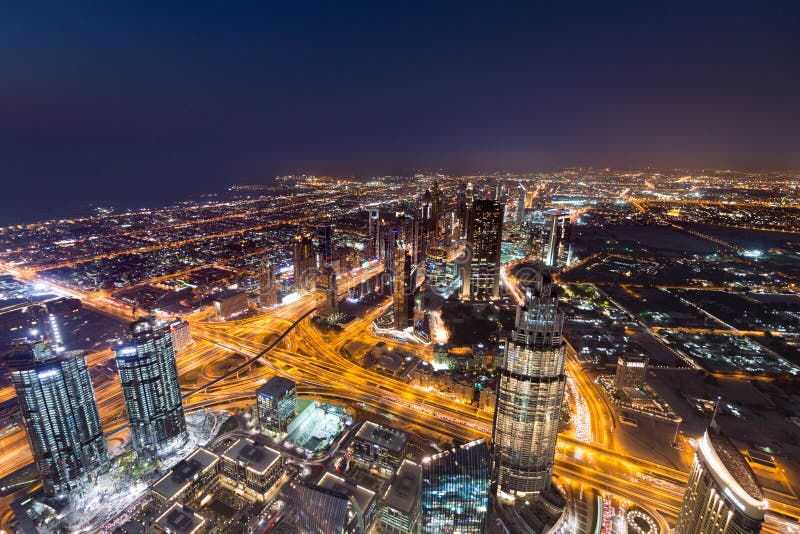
[1,1,798,222]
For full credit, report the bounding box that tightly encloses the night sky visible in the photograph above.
[1,1,798,223]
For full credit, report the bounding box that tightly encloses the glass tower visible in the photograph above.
[421,439,489,533]
[676,430,766,534]
[7,343,109,496]
[461,199,504,300]
[115,315,186,456]
[492,273,566,501]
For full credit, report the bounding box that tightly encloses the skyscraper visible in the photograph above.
[256,376,297,435]
[544,211,571,267]
[516,183,526,224]
[393,248,414,331]
[455,181,468,238]
[293,232,317,293]
[461,199,504,300]
[675,430,766,534]
[368,208,381,259]
[316,224,334,269]
[429,180,443,237]
[115,315,187,456]
[492,273,566,501]
[421,439,489,533]
[7,343,109,496]
[258,254,277,308]
[315,266,339,322]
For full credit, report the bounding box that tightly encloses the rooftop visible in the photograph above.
[221,437,281,475]
[706,432,764,501]
[354,420,407,453]
[318,472,376,515]
[257,376,296,399]
[152,447,219,501]
[381,459,422,515]
[154,503,206,534]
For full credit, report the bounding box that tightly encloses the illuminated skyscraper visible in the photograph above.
[516,183,526,224]
[368,208,381,259]
[293,232,317,293]
[421,439,489,533]
[7,343,108,496]
[461,199,504,300]
[258,254,277,308]
[393,248,414,331]
[675,430,766,534]
[455,181,468,238]
[429,180,443,237]
[115,316,187,455]
[492,273,566,501]
[544,211,571,267]
[316,224,335,269]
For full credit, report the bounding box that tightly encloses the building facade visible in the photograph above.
[393,248,414,330]
[256,376,297,434]
[115,316,187,455]
[293,232,317,293]
[7,343,109,496]
[258,254,278,308]
[461,199,504,300]
[421,439,489,533]
[492,273,566,501]
[675,430,767,534]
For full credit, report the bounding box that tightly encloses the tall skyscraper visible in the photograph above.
[114,315,187,456]
[455,181,468,238]
[544,211,571,267]
[461,199,504,300]
[368,208,381,259]
[516,183,526,224]
[293,232,316,293]
[492,273,566,501]
[258,254,277,308]
[315,266,339,322]
[316,224,334,269]
[675,429,767,534]
[7,343,109,496]
[393,248,414,330]
[421,439,489,533]
[429,180,443,237]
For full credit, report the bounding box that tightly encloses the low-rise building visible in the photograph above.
[379,459,422,534]
[153,503,207,534]
[220,437,284,501]
[151,448,219,508]
[213,290,249,320]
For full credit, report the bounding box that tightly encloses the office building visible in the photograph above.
[492,273,566,501]
[350,421,408,475]
[675,430,767,534]
[151,447,220,507]
[421,439,489,533]
[219,437,284,500]
[256,376,297,434]
[318,472,378,532]
[168,318,193,352]
[455,181,468,238]
[293,232,317,293]
[461,199,504,300]
[615,354,649,391]
[317,224,335,269]
[379,459,422,534]
[7,343,109,496]
[516,183,527,224]
[153,503,207,534]
[115,315,187,456]
[368,208,381,259]
[213,290,248,320]
[315,266,339,322]
[393,248,414,330]
[258,254,277,307]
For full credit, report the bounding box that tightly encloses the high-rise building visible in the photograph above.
[7,343,109,496]
[258,254,277,307]
[315,266,339,322]
[115,316,187,455]
[492,273,566,501]
[614,354,649,391]
[675,429,767,534]
[393,248,414,330]
[168,318,193,352]
[368,208,381,259]
[293,232,317,293]
[461,199,504,300]
[256,376,297,435]
[516,183,526,224]
[421,439,489,533]
[455,181,468,238]
[544,211,571,267]
[350,421,408,475]
[379,459,422,534]
[429,181,443,237]
[316,224,335,269]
